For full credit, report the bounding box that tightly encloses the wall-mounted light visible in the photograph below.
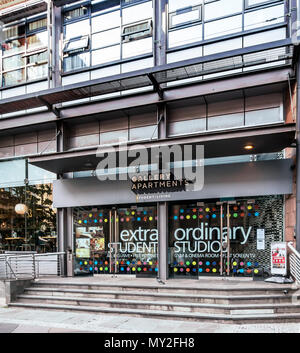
[244,144,254,151]
[15,203,28,215]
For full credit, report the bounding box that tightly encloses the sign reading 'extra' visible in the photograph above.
[0,0,28,10]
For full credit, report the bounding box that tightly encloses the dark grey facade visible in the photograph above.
[0,0,299,279]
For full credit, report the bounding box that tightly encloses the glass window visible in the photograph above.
[122,20,152,42]
[27,51,48,65]
[27,18,47,32]
[63,52,90,72]
[122,1,153,25]
[122,37,152,58]
[3,69,26,86]
[204,14,242,39]
[92,45,121,65]
[64,19,90,40]
[244,4,285,31]
[27,63,48,81]
[92,11,121,33]
[169,24,202,47]
[3,24,25,40]
[1,18,48,87]
[3,54,25,71]
[169,5,202,29]
[2,38,25,56]
[168,197,284,278]
[64,6,89,22]
[0,184,57,253]
[27,32,48,51]
[64,36,89,53]
[168,0,201,12]
[73,205,158,276]
[204,0,243,21]
[246,0,283,9]
[92,28,120,49]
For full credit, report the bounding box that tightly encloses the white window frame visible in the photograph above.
[169,5,202,30]
[122,19,152,42]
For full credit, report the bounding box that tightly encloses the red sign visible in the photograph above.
[271,242,287,276]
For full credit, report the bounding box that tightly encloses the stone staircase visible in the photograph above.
[8,278,300,324]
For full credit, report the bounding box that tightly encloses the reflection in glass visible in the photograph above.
[3,24,25,40]
[2,38,25,56]
[3,69,26,86]
[73,205,158,276]
[27,64,48,81]
[27,32,48,51]
[63,52,90,72]
[0,184,57,253]
[3,55,25,71]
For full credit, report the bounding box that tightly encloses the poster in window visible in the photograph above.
[76,238,90,258]
[271,242,287,276]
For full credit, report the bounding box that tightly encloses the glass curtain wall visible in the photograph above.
[168,0,285,48]
[1,16,48,87]
[63,0,153,72]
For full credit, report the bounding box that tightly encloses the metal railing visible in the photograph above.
[0,252,65,280]
[288,242,300,284]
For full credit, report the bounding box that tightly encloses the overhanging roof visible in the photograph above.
[0,0,47,23]
[0,39,294,116]
[28,123,296,174]
[53,0,77,6]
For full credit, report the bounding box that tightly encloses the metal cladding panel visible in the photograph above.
[53,159,293,208]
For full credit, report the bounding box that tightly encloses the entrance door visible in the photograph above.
[217,201,236,276]
[168,198,270,278]
[73,205,158,276]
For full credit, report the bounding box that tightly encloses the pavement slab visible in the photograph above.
[0,307,299,333]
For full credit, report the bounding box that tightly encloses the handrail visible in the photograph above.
[288,242,300,259]
[288,242,300,284]
[0,252,65,280]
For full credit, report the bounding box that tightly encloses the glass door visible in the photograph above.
[73,205,158,276]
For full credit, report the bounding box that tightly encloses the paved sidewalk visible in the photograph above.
[0,307,299,333]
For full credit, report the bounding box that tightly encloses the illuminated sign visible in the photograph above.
[0,0,28,10]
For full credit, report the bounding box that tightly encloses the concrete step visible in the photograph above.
[8,302,300,324]
[24,287,300,305]
[32,280,296,296]
[15,294,300,315]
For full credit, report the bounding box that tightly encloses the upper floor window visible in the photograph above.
[1,16,49,87]
[169,5,202,29]
[63,0,153,73]
[167,0,285,49]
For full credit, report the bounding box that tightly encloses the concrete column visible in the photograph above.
[154,0,167,67]
[57,208,67,276]
[157,202,168,281]
[57,207,73,277]
[66,207,74,277]
[52,4,62,88]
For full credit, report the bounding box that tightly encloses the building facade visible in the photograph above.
[0,0,299,280]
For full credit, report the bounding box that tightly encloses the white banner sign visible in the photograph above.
[257,229,265,250]
[271,242,287,276]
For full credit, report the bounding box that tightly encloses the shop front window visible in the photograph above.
[74,205,158,276]
[0,159,57,254]
[0,184,57,253]
[169,196,284,278]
